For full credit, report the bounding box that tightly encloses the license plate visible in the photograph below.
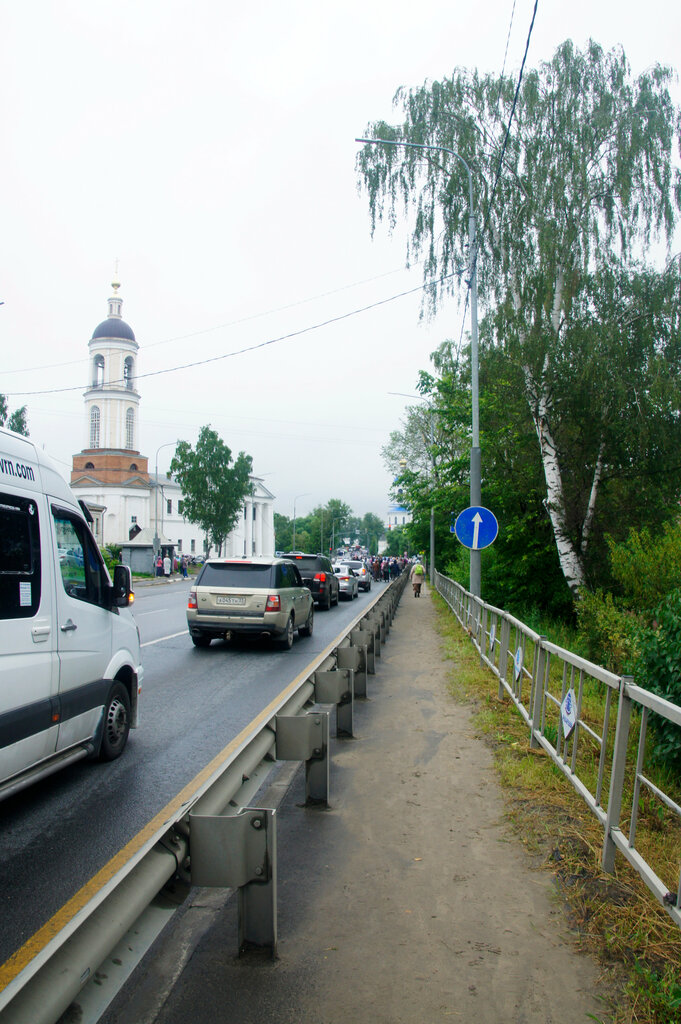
[216,595,246,606]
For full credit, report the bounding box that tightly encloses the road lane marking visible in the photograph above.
[141,631,188,647]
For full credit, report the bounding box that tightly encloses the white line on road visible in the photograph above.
[141,631,188,648]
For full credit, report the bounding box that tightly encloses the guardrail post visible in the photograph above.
[351,627,374,677]
[314,668,354,738]
[499,616,511,699]
[338,644,364,699]
[189,807,277,956]
[365,614,383,652]
[602,676,633,873]
[530,638,547,749]
[275,711,330,806]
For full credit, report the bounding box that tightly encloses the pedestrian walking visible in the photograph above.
[163,554,171,579]
[181,555,188,579]
[410,560,425,597]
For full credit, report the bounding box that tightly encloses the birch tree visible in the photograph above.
[357,40,681,596]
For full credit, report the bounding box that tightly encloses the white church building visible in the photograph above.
[70,277,275,566]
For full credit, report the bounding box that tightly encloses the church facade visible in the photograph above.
[70,278,275,561]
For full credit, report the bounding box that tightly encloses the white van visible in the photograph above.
[0,427,143,802]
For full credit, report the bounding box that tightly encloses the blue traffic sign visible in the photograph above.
[453,506,499,550]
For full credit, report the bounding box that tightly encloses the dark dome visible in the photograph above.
[92,317,136,342]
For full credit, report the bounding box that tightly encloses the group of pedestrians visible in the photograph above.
[368,555,411,583]
[154,553,189,579]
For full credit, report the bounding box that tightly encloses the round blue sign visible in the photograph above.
[453,506,499,550]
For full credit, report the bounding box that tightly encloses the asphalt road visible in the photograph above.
[0,577,382,965]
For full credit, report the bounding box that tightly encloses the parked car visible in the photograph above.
[278,553,340,610]
[187,557,314,649]
[333,564,359,600]
[338,559,372,592]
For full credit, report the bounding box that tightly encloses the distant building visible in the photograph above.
[70,276,274,560]
[386,502,412,530]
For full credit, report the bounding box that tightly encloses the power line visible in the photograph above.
[2,261,429,377]
[5,270,463,398]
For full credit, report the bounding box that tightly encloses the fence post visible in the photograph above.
[529,638,547,749]
[498,616,511,700]
[602,676,633,873]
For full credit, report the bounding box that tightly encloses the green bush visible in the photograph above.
[576,589,641,673]
[634,588,681,772]
[101,545,122,576]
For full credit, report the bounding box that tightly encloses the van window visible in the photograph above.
[0,492,41,619]
[52,509,105,607]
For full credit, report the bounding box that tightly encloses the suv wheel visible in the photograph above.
[299,606,314,637]
[278,614,294,650]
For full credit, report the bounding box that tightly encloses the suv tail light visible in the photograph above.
[187,591,198,610]
[266,594,281,611]
[314,572,327,582]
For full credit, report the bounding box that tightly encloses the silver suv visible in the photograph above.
[187,557,314,649]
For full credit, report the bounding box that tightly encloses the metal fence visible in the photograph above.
[0,573,409,1024]
[435,570,681,930]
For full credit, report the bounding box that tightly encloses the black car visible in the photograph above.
[280,553,340,610]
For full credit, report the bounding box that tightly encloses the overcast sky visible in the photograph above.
[2,1,680,522]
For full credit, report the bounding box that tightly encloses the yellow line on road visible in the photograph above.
[0,658,319,992]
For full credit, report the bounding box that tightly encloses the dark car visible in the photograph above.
[280,553,340,610]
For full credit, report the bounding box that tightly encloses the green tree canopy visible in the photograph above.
[358,40,681,598]
[0,395,28,435]
[170,426,252,555]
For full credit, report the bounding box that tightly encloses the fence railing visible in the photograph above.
[0,573,409,1024]
[435,570,681,930]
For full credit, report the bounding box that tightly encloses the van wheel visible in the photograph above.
[99,682,131,761]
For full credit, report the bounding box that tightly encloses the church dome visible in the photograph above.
[92,317,136,342]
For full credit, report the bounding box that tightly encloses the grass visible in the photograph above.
[432,591,681,1024]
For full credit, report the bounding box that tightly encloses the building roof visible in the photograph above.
[91,317,136,342]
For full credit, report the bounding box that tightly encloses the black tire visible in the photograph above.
[299,606,314,638]
[191,632,211,648]
[353,588,358,599]
[279,614,294,650]
[99,682,131,761]
[332,586,339,606]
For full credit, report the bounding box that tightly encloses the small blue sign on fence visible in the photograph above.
[453,506,499,550]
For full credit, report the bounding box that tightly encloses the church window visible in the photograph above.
[85,461,95,470]
[191,539,196,553]
[93,355,104,388]
[129,463,138,471]
[124,356,134,389]
[167,499,172,515]
[131,515,137,524]
[253,505,257,520]
[90,407,100,448]
[178,500,184,514]
[125,408,134,450]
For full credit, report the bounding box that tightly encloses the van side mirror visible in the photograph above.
[113,564,134,608]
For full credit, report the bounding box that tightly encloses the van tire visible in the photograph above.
[99,682,131,761]
[191,632,211,648]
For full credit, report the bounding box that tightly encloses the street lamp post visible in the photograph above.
[359,136,481,596]
[292,493,310,551]
[154,441,178,561]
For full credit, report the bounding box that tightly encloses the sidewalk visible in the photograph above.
[104,582,608,1024]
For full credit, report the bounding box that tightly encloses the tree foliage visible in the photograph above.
[358,39,681,598]
[0,394,29,436]
[170,426,252,555]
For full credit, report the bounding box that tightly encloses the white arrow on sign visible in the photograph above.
[472,511,483,550]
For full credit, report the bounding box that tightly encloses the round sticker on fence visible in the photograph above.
[514,646,523,680]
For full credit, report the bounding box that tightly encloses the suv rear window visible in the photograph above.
[283,555,330,573]
[198,562,275,588]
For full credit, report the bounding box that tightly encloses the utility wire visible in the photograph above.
[3,261,429,377]
[6,270,463,398]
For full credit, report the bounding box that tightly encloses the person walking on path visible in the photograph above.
[163,554,171,579]
[409,559,425,596]
[181,555,188,579]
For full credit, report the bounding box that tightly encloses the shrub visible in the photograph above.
[634,587,681,772]
[576,589,641,673]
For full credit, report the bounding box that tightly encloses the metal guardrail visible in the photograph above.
[435,570,681,930]
[0,572,409,1024]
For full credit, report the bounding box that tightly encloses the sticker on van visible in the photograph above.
[0,458,36,482]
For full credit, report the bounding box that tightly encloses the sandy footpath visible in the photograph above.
[103,582,609,1024]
